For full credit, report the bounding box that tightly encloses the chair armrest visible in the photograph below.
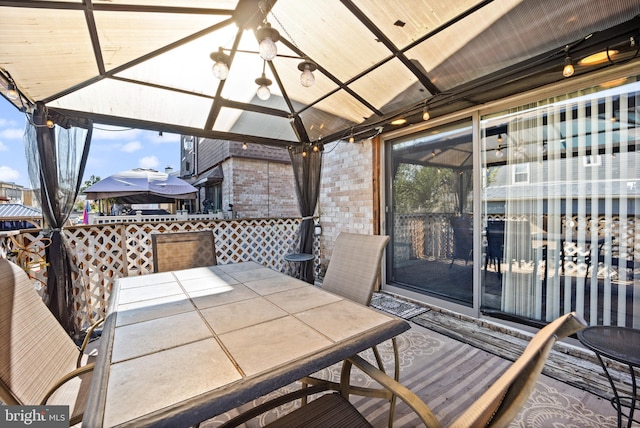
[218,383,332,428]
[347,355,442,428]
[77,318,104,367]
[40,362,95,405]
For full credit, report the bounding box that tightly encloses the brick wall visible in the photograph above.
[226,158,299,219]
[318,140,376,270]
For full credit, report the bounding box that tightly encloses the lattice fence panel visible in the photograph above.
[0,218,307,331]
[64,225,128,328]
[2,231,49,301]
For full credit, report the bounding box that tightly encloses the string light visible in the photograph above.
[7,82,18,100]
[210,48,230,80]
[298,59,317,87]
[257,22,279,61]
[255,61,272,100]
[562,46,574,78]
[422,104,430,121]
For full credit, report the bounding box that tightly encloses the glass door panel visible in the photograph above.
[481,78,640,327]
[387,119,474,306]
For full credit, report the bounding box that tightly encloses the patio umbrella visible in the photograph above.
[83,168,197,204]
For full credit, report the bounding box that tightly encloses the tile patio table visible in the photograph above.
[84,261,409,427]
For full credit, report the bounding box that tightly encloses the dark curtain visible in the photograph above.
[289,144,323,283]
[24,102,93,336]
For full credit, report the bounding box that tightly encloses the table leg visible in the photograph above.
[594,353,640,428]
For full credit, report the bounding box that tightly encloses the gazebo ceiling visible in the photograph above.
[1,0,639,148]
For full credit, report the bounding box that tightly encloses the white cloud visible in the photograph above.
[0,141,7,151]
[0,117,19,128]
[0,165,20,182]
[139,155,159,169]
[0,127,23,140]
[121,141,142,153]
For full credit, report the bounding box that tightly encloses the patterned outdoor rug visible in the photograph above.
[202,323,617,427]
[370,292,429,319]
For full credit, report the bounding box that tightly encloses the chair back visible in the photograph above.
[0,258,80,406]
[321,233,390,306]
[451,312,587,427]
[451,215,473,262]
[152,230,217,273]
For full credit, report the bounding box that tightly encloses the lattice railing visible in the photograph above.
[395,212,639,278]
[394,213,456,261]
[0,218,311,330]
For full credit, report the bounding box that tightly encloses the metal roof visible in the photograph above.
[1,1,639,147]
[0,203,42,219]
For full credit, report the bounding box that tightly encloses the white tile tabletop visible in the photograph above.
[85,261,409,427]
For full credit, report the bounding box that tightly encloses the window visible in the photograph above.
[512,163,529,184]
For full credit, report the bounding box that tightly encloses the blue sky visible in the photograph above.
[0,97,181,189]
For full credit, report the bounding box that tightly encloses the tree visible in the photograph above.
[393,163,456,213]
[80,175,101,192]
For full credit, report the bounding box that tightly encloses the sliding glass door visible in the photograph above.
[386,119,474,306]
[481,77,640,327]
[384,75,638,328]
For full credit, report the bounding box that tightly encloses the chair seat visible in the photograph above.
[264,393,372,428]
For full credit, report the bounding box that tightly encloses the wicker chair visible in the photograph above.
[258,311,587,428]
[321,232,391,306]
[302,233,398,423]
[0,258,101,426]
[151,230,217,273]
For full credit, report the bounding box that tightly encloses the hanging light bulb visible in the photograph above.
[242,142,247,150]
[46,119,55,128]
[6,82,18,100]
[257,22,280,61]
[422,105,430,121]
[312,144,319,152]
[563,56,574,77]
[255,61,272,101]
[210,47,230,80]
[562,46,574,78]
[256,81,271,100]
[497,134,503,144]
[298,59,317,87]
[495,146,504,158]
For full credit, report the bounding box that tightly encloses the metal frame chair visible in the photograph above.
[0,258,102,426]
[151,230,217,273]
[301,233,399,425]
[252,312,586,428]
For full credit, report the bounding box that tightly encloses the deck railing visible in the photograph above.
[0,217,316,330]
[394,213,639,326]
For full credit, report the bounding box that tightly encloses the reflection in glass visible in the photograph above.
[481,78,640,327]
[388,119,474,306]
